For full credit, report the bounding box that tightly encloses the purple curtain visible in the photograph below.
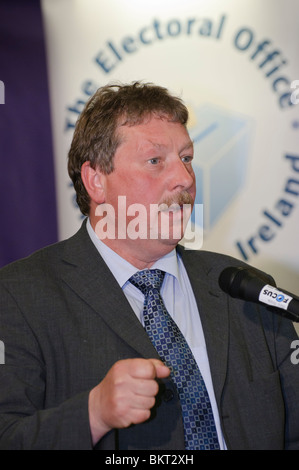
[0,0,58,267]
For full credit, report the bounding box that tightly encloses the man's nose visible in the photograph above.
[169,158,195,191]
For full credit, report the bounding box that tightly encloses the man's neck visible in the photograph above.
[89,216,178,269]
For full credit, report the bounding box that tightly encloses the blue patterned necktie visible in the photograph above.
[129,269,220,450]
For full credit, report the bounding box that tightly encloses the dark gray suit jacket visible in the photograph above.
[0,221,299,450]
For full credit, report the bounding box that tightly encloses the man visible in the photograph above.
[0,81,299,450]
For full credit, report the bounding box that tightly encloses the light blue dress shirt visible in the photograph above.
[86,218,226,449]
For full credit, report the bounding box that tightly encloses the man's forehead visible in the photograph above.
[117,118,192,148]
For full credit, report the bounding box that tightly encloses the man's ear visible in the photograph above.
[81,161,106,204]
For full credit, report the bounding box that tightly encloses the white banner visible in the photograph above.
[42,0,299,295]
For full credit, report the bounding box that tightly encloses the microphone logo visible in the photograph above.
[260,286,292,310]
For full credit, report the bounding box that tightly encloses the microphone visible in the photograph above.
[218,266,299,322]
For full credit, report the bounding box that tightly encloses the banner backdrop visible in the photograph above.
[41,0,299,296]
[1,1,298,300]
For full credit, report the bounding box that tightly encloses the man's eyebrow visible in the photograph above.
[146,140,194,151]
[180,141,194,151]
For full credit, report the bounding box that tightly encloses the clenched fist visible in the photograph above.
[88,358,170,445]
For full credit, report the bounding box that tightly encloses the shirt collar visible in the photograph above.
[86,218,180,288]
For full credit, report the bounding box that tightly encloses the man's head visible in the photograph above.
[68,81,196,267]
[68,81,189,216]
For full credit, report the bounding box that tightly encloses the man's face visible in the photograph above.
[93,115,196,264]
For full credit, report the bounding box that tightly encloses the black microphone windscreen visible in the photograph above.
[219,266,299,322]
[218,267,245,296]
[219,266,275,301]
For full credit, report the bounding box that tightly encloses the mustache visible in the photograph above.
[158,191,194,210]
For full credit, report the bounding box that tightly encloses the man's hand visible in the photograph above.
[88,358,170,445]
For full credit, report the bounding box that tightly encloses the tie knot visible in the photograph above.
[129,269,165,295]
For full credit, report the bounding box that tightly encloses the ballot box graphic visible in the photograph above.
[188,104,252,231]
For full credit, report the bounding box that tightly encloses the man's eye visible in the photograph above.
[181,156,193,163]
[149,158,159,165]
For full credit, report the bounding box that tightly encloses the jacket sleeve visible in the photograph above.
[0,282,93,450]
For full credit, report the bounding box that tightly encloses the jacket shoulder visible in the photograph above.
[177,246,247,272]
[0,221,89,282]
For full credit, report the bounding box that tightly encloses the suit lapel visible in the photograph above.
[178,246,229,405]
[59,221,160,360]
